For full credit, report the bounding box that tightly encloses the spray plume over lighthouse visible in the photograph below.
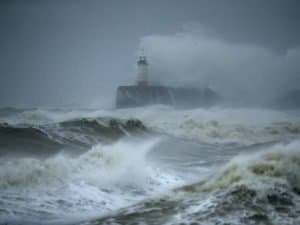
[115,53,220,108]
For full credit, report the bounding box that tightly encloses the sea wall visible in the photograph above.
[116,85,220,108]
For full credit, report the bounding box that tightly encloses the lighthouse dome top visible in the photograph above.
[137,56,148,65]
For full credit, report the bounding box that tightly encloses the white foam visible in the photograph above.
[114,106,300,145]
[0,108,111,125]
[2,106,300,146]
[0,137,179,188]
[0,137,184,222]
[201,140,300,192]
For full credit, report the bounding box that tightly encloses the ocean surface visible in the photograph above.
[0,105,300,225]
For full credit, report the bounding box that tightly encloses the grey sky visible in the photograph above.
[0,0,299,107]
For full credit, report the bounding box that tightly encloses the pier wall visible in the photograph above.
[116,85,220,108]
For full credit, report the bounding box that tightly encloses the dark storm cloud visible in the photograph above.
[0,0,299,107]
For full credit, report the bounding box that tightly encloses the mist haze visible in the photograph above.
[1,0,300,108]
[141,31,300,106]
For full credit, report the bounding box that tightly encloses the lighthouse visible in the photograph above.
[115,51,220,108]
[136,55,148,86]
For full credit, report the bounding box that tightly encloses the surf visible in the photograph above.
[88,140,300,225]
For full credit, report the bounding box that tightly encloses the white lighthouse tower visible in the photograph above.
[136,55,148,86]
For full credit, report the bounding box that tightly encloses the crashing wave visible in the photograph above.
[89,140,300,225]
[0,137,183,190]
[0,138,184,224]
[171,141,300,225]
[197,140,300,192]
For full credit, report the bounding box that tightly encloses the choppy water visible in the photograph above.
[0,106,300,225]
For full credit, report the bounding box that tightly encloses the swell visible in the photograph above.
[0,124,62,157]
[60,117,147,142]
[0,107,29,117]
[0,118,148,157]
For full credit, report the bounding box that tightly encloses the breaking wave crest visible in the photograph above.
[0,138,163,189]
[199,140,300,192]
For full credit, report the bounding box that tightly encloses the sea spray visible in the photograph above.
[0,138,162,189]
[0,137,184,224]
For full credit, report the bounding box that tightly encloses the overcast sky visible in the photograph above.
[0,0,300,108]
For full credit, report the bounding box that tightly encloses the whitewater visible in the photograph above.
[0,106,300,225]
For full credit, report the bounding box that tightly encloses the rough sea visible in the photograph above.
[0,105,300,225]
